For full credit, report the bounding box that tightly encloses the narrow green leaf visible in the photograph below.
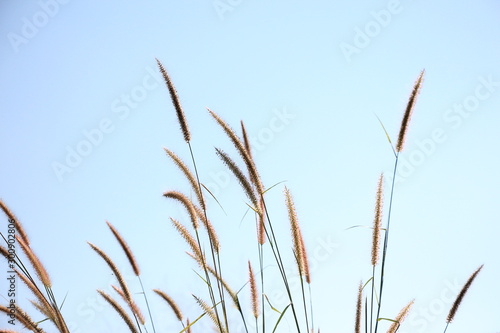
[264,294,282,314]
[378,317,398,323]
[178,312,206,333]
[375,114,396,156]
[201,183,227,215]
[263,180,287,195]
[272,304,291,333]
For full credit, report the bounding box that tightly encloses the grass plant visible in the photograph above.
[0,63,484,333]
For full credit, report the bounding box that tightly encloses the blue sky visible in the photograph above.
[1,1,500,332]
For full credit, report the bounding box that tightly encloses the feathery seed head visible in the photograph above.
[240,121,253,159]
[170,218,203,260]
[98,290,139,333]
[446,264,484,323]
[285,187,305,274]
[216,148,258,208]
[355,282,362,333]
[163,191,199,229]
[298,227,311,283]
[154,289,184,322]
[164,148,205,210]
[156,58,190,142]
[88,242,132,303]
[106,221,140,276]
[193,205,220,253]
[208,108,264,195]
[396,70,425,153]
[1,199,30,245]
[248,261,259,319]
[371,174,384,266]
[16,235,51,287]
[387,300,414,333]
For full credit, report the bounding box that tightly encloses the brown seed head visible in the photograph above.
[0,305,45,332]
[387,300,414,333]
[396,70,425,153]
[248,261,259,319]
[355,282,362,333]
[154,289,184,322]
[193,205,220,253]
[446,264,484,323]
[170,218,202,260]
[164,148,205,210]
[88,242,132,303]
[285,187,305,274]
[298,227,311,283]
[192,295,225,332]
[163,191,199,229]
[371,174,384,266]
[16,235,51,287]
[106,221,140,276]
[0,199,30,245]
[98,290,139,333]
[208,109,264,195]
[156,58,190,142]
[240,121,253,159]
[112,285,145,325]
[216,148,258,208]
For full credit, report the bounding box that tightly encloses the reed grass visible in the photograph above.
[0,66,485,333]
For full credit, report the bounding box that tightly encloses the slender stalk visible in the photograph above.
[138,276,157,333]
[257,235,265,333]
[260,197,302,333]
[187,142,228,333]
[374,154,399,333]
[369,265,375,333]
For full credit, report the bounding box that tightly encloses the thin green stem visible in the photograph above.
[298,267,309,333]
[138,276,156,333]
[308,283,314,333]
[187,142,227,333]
[260,197,302,333]
[370,265,375,333]
[374,153,399,333]
[258,237,265,333]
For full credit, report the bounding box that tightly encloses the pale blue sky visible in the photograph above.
[1,1,500,332]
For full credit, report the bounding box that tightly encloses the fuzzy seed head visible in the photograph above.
[156,58,190,142]
[396,70,425,153]
[446,265,483,323]
[371,174,384,266]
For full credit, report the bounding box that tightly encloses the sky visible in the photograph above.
[1,1,500,332]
